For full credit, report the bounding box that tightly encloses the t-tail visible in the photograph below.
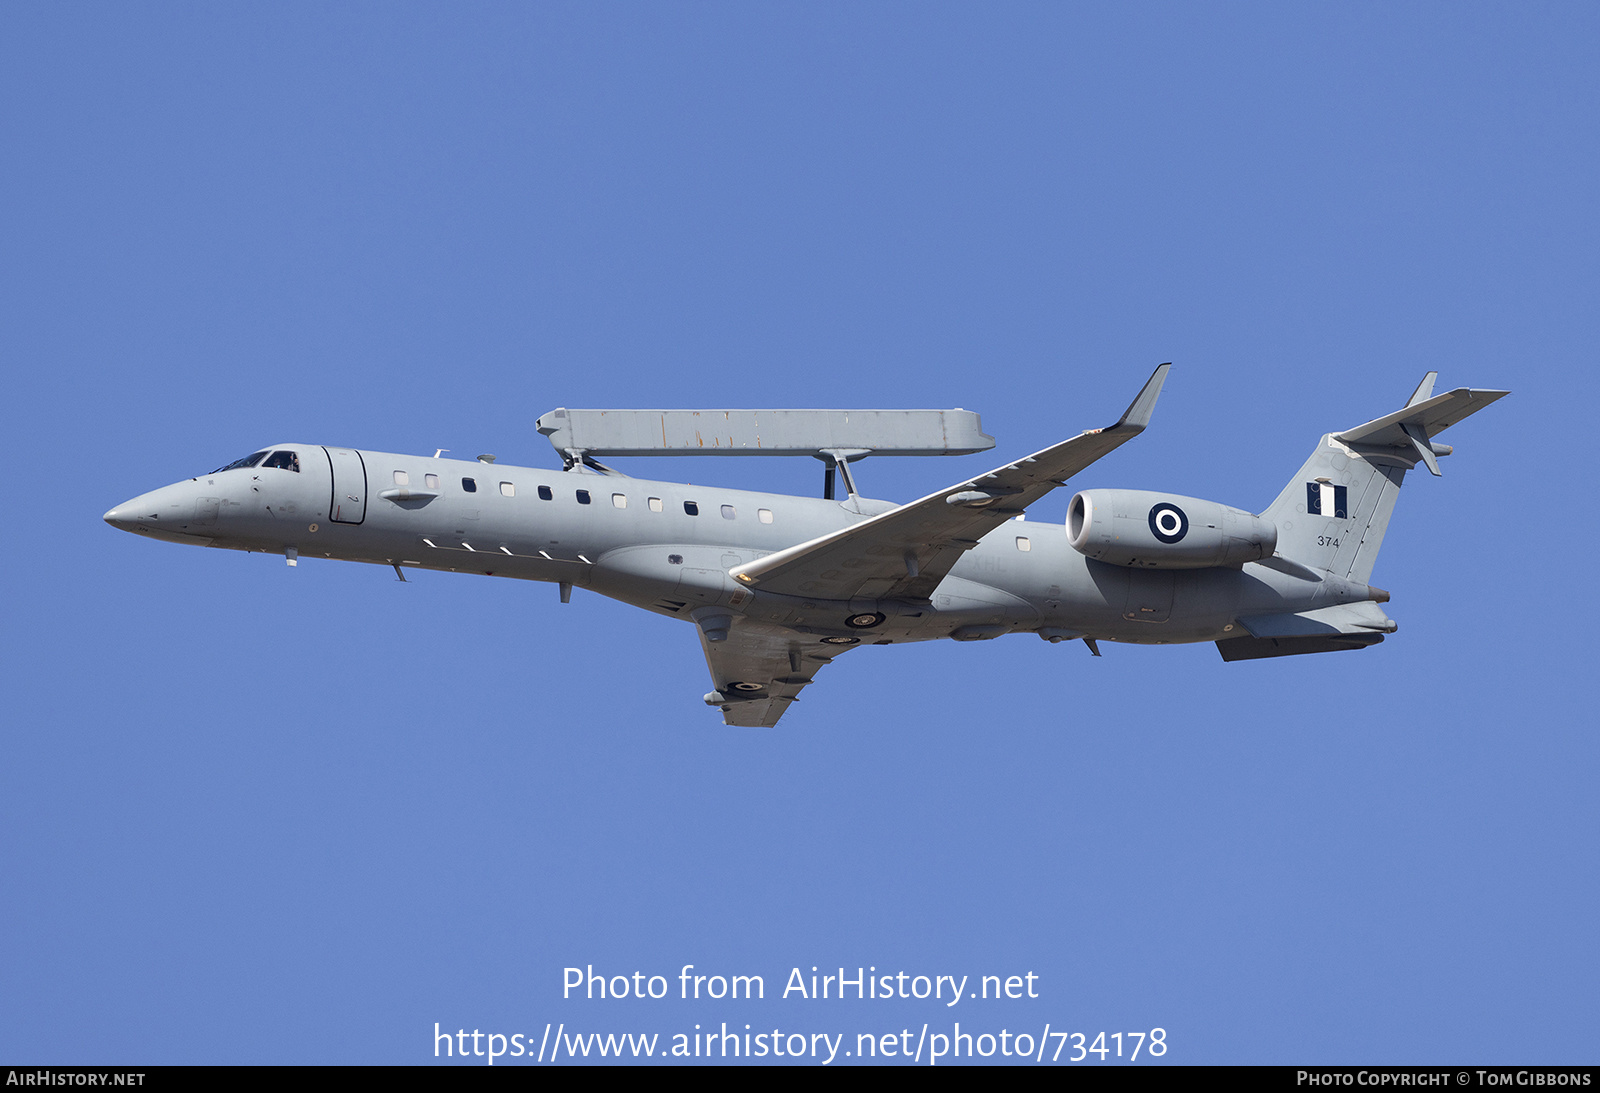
[1260,372,1508,584]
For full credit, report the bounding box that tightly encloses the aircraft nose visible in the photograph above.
[104,490,166,532]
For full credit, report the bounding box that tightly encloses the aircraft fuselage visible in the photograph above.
[104,444,1372,649]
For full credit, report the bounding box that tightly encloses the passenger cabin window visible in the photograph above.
[576,490,591,505]
[1016,536,1031,551]
[500,482,515,497]
[462,478,477,493]
[684,501,699,516]
[538,485,553,501]
[758,508,773,524]
[262,451,300,472]
[425,474,439,489]
[214,451,269,473]
[721,504,736,520]
[393,470,409,486]
[648,497,663,512]
[612,493,626,508]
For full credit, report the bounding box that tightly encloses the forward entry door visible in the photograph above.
[323,447,368,525]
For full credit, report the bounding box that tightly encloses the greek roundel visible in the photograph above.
[1306,482,1349,519]
[1147,502,1188,543]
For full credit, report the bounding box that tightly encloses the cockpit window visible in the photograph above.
[212,451,269,473]
[262,450,300,472]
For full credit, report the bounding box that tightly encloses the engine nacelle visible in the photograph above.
[1067,489,1277,569]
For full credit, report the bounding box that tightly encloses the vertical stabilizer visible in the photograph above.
[1261,376,1507,583]
[1262,436,1407,583]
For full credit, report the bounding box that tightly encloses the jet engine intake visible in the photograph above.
[1067,489,1276,569]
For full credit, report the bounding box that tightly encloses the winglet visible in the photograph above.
[1114,363,1171,434]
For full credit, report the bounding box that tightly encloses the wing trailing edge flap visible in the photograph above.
[719,695,794,729]
[728,364,1171,603]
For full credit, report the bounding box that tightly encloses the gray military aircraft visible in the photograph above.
[104,367,1505,727]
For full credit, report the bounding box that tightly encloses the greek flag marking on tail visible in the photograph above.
[1306,482,1348,519]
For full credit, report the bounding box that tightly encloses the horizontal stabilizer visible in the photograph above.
[1335,387,1509,449]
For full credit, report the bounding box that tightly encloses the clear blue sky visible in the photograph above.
[2,2,1595,1065]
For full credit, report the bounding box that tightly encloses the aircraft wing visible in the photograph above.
[729,365,1170,602]
[698,620,859,728]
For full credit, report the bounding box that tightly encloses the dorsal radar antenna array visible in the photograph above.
[534,408,995,499]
